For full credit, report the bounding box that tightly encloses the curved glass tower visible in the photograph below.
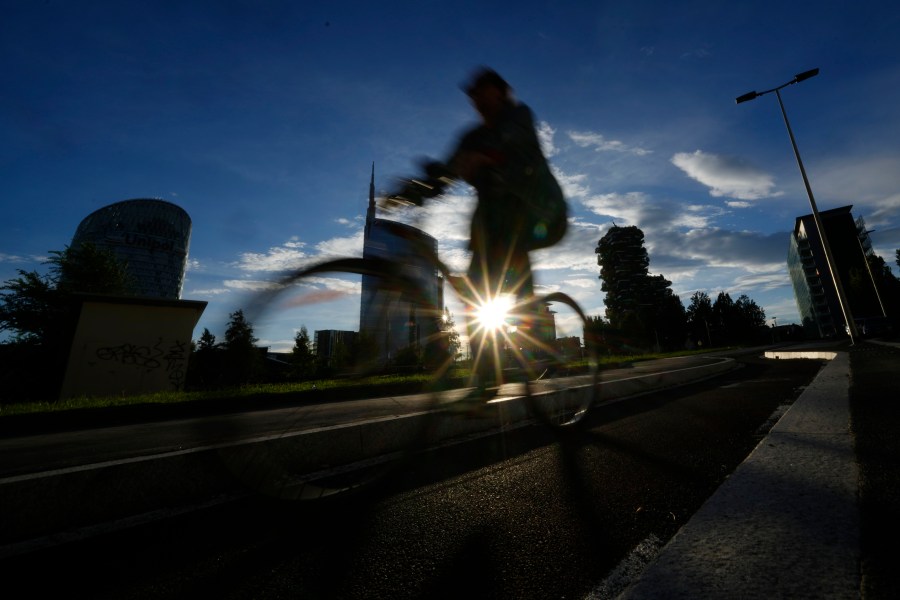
[71,198,192,299]
[359,167,443,364]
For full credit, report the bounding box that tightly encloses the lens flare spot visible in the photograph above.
[475,294,514,332]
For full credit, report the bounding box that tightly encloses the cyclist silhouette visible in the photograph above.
[388,67,567,399]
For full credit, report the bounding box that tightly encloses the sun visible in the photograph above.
[474,294,514,332]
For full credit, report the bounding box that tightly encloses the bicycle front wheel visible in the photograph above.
[513,291,599,429]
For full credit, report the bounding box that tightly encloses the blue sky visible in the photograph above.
[3,0,899,351]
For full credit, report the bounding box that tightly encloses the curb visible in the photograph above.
[618,351,857,599]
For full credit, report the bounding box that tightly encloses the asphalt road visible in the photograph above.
[0,356,725,478]
[1,353,825,599]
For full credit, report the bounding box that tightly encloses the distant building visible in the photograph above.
[359,166,444,365]
[314,329,357,367]
[787,205,884,338]
[71,198,192,299]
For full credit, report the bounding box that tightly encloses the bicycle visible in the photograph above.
[223,195,600,501]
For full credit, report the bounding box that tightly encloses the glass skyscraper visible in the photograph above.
[71,198,192,299]
[359,168,443,365]
[787,205,883,338]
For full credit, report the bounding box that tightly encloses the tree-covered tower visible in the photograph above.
[595,224,685,351]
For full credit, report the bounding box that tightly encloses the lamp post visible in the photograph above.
[856,229,888,318]
[736,68,859,344]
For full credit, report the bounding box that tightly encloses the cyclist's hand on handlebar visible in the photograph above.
[382,175,446,208]
[379,193,417,211]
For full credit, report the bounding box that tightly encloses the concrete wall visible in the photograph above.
[59,295,207,399]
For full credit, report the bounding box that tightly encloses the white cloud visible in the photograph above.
[0,253,46,265]
[234,239,311,272]
[184,287,231,296]
[553,169,591,200]
[419,194,475,243]
[314,230,364,257]
[671,150,781,200]
[301,276,362,295]
[532,218,603,272]
[581,192,647,223]
[731,270,793,293]
[538,121,558,157]
[562,277,599,289]
[567,130,652,156]
[223,279,282,291]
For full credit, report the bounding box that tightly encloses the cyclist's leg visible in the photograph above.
[522,291,600,429]
[464,214,505,394]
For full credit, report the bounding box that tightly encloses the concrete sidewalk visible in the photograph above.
[616,341,900,599]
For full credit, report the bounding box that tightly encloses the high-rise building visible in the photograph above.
[787,205,884,338]
[595,224,649,325]
[359,166,444,365]
[71,198,192,299]
[314,329,358,367]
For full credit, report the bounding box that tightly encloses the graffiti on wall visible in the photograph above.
[95,338,188,390]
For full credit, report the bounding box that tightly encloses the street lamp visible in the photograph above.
[856,229,888,318]
[736,68,859,344]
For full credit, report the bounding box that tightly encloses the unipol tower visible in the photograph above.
[359,166,443,365]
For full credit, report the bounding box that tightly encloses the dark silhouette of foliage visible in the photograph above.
[197,328,217,351]
[221,309,262,385]
[685,290,714,348]
[686,290,767,347]
[186,328,221,388]
[595,225,686,351]
[0,243,134,401]
[0,243,133,344]
[441,308,461,361]
[290,326,316,380]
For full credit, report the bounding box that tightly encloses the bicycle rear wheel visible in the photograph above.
[510,291,599,430]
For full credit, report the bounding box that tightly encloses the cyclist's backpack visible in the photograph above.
[495,105,568,251]
[521,161,567,251]
[452,103,569,250]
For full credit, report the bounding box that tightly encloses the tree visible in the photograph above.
[688,291,768,346]
[0,243,134,401]
[583,315,608,354]
[222,309,262,385]
[712,292,737,345]
[197,328,217,351]
[685,291,713,348]
[186,328,221,389]
[651,283,688,351]
[733,294,767,343]
[439,308,461,362]
[0,270,57,345]
[290,326,315,380]
[0,242,133,344]
[595,225,686,351]
[51,243,134,296]
[865,252,900,325]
